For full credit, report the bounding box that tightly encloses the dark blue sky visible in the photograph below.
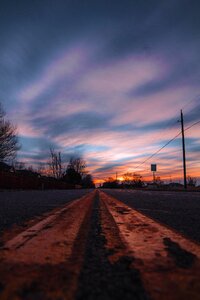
[0,0,200,181]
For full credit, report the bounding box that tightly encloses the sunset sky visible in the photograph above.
[0,0,200,183]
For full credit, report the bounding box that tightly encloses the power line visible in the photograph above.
[129,96,199,173]
[134,119,200,171]
[100,119,200,180]
[134,131,182,170]
[141,118,179,151]
[184,120,200,132]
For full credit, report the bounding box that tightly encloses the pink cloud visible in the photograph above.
[17,122,44,138]
[111,86,199,127]
[9,44,199,183]
[18,44,90,103]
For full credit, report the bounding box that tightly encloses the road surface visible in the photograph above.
[103,189,200,242]
[0,189,200,300]
[0,189,92,232]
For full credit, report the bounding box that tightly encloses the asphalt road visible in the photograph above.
[1,190,200,299]
[103,189,200,243]
[0,189,92,233]
[1,188,200,244]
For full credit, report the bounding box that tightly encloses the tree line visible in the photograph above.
[1,102,197,190]
[0,103,94,189]
[48,148,94,188]
[102,172,198,189]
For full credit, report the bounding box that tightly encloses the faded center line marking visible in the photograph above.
[100,190,200,300]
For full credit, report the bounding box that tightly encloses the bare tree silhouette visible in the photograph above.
[67,157,86,176]
[0,103,20,162]
[49,147,62,179]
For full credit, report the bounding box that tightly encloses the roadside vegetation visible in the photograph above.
[0,103,20,162]
[0,102,198,191]
[0,102,94,190]
[101,173,199,191]
[0,154,95,190]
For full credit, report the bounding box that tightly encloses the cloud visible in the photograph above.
[31,110,111,138]
[18,44,90,103]
[79,55,164,96]
[0,0,200,182]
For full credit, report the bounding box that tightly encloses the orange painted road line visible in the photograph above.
[1,190,200,300]
[3,195,87,251]
[0,191,95,300]
[100,191,200,300]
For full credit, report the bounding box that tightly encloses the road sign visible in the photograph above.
[151,164,157,172]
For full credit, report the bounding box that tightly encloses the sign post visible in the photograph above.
[151,164,157,183]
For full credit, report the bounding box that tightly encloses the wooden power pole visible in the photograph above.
[180,110,187,189]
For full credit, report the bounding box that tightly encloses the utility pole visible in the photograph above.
[180,110,187,189]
